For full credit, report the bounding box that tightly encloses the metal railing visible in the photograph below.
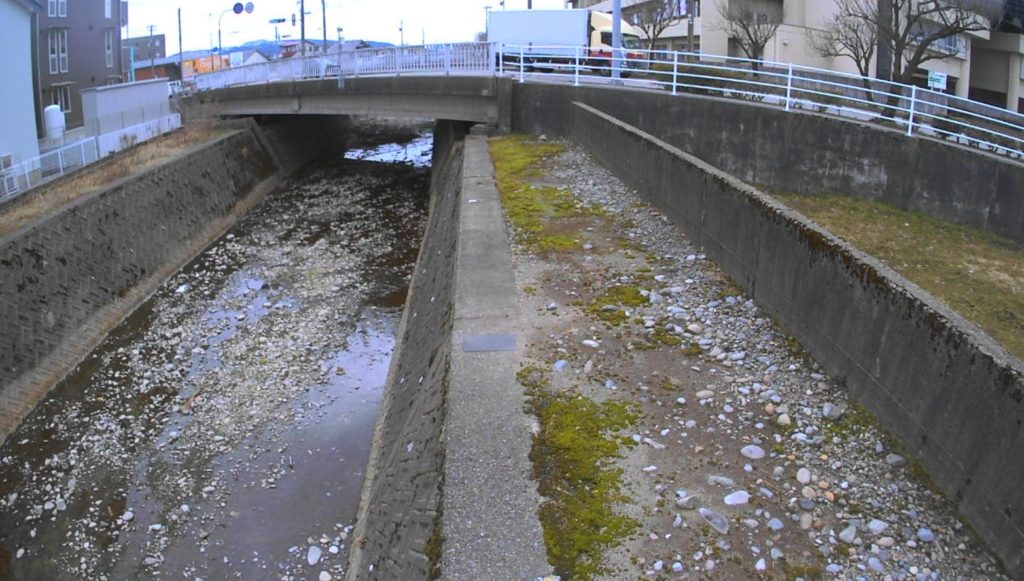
[1,113,182,203]
[191,42,1024,161]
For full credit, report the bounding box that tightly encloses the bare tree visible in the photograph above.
[809,0,879,100]
[631,0,683,52]
[715,0,783,70]
[818,0,1001,86]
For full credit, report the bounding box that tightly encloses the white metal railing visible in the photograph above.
[190,42,1024,161]
[0,113,182,203]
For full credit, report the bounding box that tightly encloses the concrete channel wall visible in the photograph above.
[347,120,469,580]
[506,81,1024,245]
[567,102,1024,578]
[0,116,345,442]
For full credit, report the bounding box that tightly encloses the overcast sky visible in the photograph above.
[125,0,573,54]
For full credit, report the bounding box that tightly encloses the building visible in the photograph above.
[36,0,124,130]
[588,0,1023,112]
[133,55,181,82]
[1,0,42,168]
[123,33,165,63]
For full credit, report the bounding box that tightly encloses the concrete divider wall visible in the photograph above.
[505,80,1024,244]
[347,120,469,580]
[569,101,1024,578]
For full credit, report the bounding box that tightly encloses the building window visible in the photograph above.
[51,85,72,112]
[105,0,111,19]
[48,0,55,16]
[105,29,114,68]
[58,0,66,17]
[48,29,69,74]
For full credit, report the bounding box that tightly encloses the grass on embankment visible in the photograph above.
[776,193,1024,360]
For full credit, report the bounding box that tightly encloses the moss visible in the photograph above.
[521,367,641,580]
[489,134,608,254]
[585,285,649,325]
[781,559,824,580]
[821,401,877,440]
[425,512,444,580]
[522,285,538,296]
[652,327,682,347]
[681,343,703,357]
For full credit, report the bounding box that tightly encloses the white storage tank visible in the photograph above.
[43,104,65,142]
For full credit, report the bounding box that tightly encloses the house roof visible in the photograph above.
[9,0,44,11]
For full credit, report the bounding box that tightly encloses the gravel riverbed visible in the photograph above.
[510,137,1007,580]
[0,133,431,580]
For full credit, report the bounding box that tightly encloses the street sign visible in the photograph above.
[245,2,254,14]
[233,2,243,14]
[269,17,285,23]
[927,70,948,90]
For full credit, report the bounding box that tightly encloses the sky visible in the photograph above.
[124,0,574,54]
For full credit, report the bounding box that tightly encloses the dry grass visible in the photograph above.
[0,121,229,238]
[777,193,1024,360]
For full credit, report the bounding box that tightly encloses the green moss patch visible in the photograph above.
[584,285,649,326]
[489,134,608,253]
[519,366,640,580]
[777,193,1024,360]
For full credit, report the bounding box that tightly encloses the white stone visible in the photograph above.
[319,573,333,581]
[307,546,323,566]
[796,468,811,484]
[741,445,765,460]
[723,491,750,506]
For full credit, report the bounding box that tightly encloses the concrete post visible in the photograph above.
[1008,52,1021,113]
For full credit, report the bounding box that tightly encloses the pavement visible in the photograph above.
[439,130,552,580]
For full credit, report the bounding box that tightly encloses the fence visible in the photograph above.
[192,42,1024,161]
[0,113,181,204]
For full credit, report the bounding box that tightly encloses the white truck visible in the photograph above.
[487,9,645,75]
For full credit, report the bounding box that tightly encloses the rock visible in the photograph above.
[546,302,558,311]
[319,573,333,581]
[796,467,811,484]
[868,557,885,572]
[767,518,784,531]
[653,560,664,571]
[885,453,907,467]
[801,486,817,499]
[672,514,683,528]
[582,339,600,348]
[867,519,889,536]
[672,561,683,573]
[798,499,815,511]
[553,360,568,372]
[741,445,765,460]
[755,558,767,571]
[122,511,135,523]
[917,528,935,543]
[723,491,750,506]
[826,564,843,574]
[675,494,700,510]
[800,513,813,530]
[16,548,24,559]
[307,546,323,566]
[699,507,729,534]
[822,402,843,419]
[877,536,896,548]
[775,413,792,427]
[838,525,858,544]
[708,475,735,488]
[685,323,703,335]
[696,389,714,399]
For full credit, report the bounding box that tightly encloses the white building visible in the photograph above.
[1,0,42,170]
[588,0,1024,112]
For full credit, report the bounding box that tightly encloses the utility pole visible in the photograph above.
[321,0,327,53]
[399,20,404,45]
[147,24,157,77]
[612,0,621,80]
[300,0,306,56]
[178,9,183,73]
[686,0,694,62]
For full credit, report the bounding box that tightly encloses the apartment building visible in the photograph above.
[36,0,124,130]
[1,0,42,168]
[589,0,1023,112]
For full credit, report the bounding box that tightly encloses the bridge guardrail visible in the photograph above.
[191,42,1024,161]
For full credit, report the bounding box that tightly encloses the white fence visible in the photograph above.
[0,114,181,204]
[193,42,1024,161]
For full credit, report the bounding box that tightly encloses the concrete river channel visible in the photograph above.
[0,127,434,579]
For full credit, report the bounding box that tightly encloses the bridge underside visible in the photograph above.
[195,76,501,124]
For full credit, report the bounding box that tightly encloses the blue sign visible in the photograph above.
[233,2,243,14]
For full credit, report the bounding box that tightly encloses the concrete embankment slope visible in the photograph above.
[0,116,346,442]
[569,102,1024,579]
[348,125,549,580]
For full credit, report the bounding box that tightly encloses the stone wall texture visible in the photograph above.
[567,101,1024,579]
[346,121,468,580]
[0,130,275,440]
